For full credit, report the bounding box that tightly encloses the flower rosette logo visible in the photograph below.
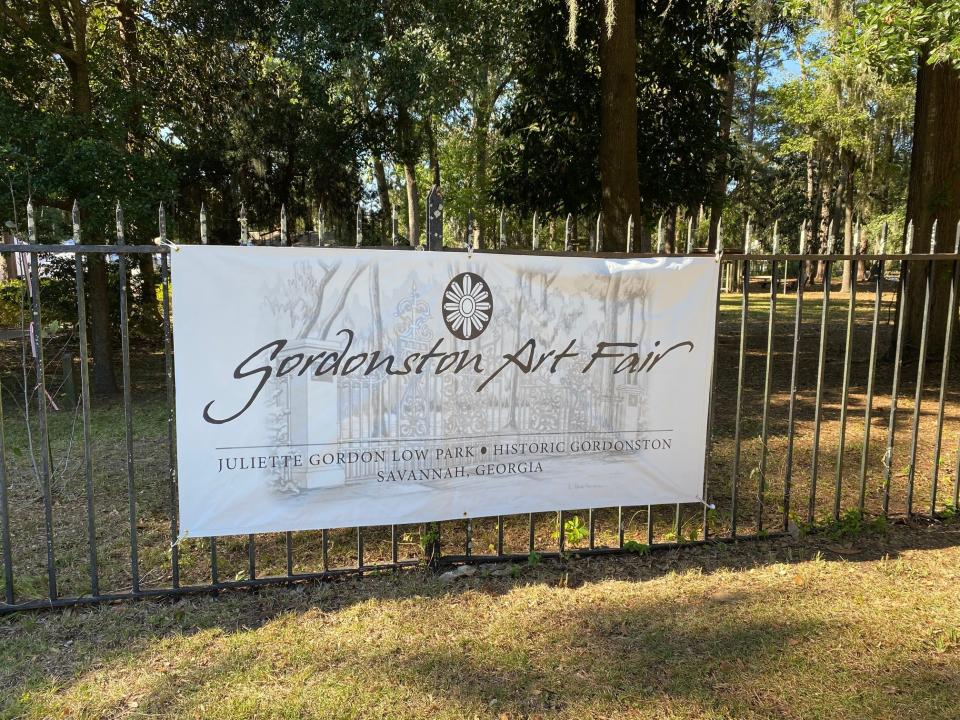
[442,272,493,340]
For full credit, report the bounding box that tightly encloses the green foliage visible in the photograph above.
[622,540,651,555]
[492,0,752,217]
[798,509,888,541]
[553,514,589,546]
[526,551,542,567]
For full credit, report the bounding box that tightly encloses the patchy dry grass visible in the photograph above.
[1,520,958,720]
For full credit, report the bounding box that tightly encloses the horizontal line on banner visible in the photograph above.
[215,428,675,451]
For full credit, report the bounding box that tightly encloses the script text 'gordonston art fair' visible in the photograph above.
[171,247,719,538]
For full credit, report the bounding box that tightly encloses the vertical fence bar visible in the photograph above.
[859,224,887,512]
[808,237,833,524]
[357,527,364,570]
[757,224,778,532]
[528,513,535,553]
[286,532,294,576]
[321,528,329,571]
[116,204,140,592]
[701,245,724,540]
[210,538,219,584]
[496,516,504,556]
[0,345,12,603]
[73,203,99,596]
[247,534,256,580]
[391,524,399,564]
[931,223,960,515]
[833,237,858,520]
[883,222,913,515]
[159,206,179,590]
[27,202,58,600]
[558,510,565,553]
[730,225,751,536]
[783,225,806,529]
[906,223,937,516]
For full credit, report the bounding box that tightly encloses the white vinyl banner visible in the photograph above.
[171,246,719,538]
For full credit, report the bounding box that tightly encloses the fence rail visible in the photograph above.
[0,203,957,614]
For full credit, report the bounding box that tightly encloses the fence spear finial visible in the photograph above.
[116,201,125,246]
[498,207,506,250]
[772,219,779,255]
[626,214,634,254]
[26,198,36,243]
[905,219,914,254]
[799,220,806,256]
[200,202,208,245]
[656,214,664,254]
[686,214,694,254]
[72,200,80,244]
[930,218,938,255]
[564,213,573,252]
[158,203,167,245]
[356,202,363,247]
[595,212,602,252]
[239,202,249,246]
[280,204,289,247]
[466,211,474,255]
[744,217,752,255]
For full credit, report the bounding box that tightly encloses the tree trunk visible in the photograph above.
[57,6,118,393]
[903,53,960,354]
[709,70,736,251]
[840,148,855,292]
[474,96,491,249]
[598,0,641,252]
[426,116,441,187]
[664,208,677,253]
[373,153,392,245]
[87,255,116,395]
[815,155,834,286]
[403,161,420,247]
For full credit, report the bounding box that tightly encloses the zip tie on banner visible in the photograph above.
[170,530,188,549]
[701,500,716,511]
[158,238,181,252]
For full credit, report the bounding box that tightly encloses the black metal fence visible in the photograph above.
[1,202,957,614]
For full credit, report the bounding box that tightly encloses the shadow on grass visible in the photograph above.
[1,519,958,718]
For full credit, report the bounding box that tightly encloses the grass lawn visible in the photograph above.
[2,519,958,720]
